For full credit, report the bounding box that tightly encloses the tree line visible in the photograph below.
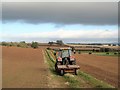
[0,41,39,49]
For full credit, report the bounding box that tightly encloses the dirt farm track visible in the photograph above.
[2,46,118,88]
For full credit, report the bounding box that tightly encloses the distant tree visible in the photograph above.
[71,47,75,52]
[10,42,18,46]
[20,41,26,43]
[2,42,8,46]
[18,41,28,48]
[112,44,116,46]
[56,40,64,45]
[48,42,53,46]
[9,43,12,46]
[105,48,109,52]
[31,42,38,49]
[17,44,20,47]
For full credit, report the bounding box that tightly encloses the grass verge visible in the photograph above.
[45,49,115,88]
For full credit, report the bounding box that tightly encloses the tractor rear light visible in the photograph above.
[70,56,75,61]
[58,57,62,61]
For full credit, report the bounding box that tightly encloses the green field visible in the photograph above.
[76,51,119,57]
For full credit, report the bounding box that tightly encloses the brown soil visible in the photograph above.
[2,46,49,88]
[2,46,68,88]
[74,53,118,87]
[2,46,118,88]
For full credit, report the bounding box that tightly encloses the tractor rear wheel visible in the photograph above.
[60,69,64,76]
[74,69,77,75]
[55,63,58,71]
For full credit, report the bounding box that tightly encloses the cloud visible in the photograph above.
[1,29,118,43]
[2,2,118,25]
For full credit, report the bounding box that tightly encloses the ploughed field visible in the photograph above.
[74,53,118,87]
[2,46,118,88]
[2,46,69,88]
[2,46,49,88]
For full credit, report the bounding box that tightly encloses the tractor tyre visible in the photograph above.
[55,62,60,73]
[55,63,57,71]
[74,69,77,75]
[60,69,64,76]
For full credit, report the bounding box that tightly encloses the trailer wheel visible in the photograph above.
[60,69,64,76]
[74,69,77,75]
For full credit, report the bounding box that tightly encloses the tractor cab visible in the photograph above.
[57,48,76,65]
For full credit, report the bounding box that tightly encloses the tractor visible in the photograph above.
[55,48,80,76]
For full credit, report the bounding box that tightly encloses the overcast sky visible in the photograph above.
[1,2,118,43]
